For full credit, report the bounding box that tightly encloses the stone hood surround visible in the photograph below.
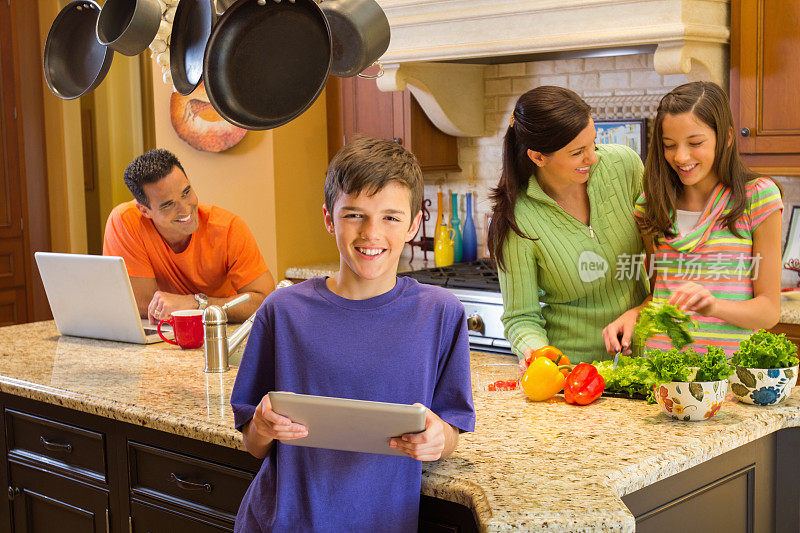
[375,0,730,136]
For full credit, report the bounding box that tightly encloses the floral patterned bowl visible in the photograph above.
[654,380,728,421]
[729,365,798,405]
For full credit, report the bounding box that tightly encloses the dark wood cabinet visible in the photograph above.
[328,75,461,173]
[623,432,777,532]
[768,322,800,352]
[8,461,110,533]
[0,393,476,532]
[129,498,232,532]
[730,0,800,174]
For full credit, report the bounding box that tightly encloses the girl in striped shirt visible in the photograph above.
[603,81,783,356]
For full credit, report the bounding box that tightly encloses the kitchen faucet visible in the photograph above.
[202,280,294,373]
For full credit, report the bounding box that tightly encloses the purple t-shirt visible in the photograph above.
[230,276,475,532]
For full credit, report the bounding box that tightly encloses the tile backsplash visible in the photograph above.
[412,52,800,268]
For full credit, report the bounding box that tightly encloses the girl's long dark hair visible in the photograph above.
[639,81,762,238]
[488,86,591,271]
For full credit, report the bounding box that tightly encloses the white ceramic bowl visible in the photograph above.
[654,379,728,421]
[729,365,798,405]
[472,363,522,393]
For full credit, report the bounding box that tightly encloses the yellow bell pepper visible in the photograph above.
[521,356,569,401]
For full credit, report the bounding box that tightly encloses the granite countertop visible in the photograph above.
[780,297,800,324]
[0,321,799,532]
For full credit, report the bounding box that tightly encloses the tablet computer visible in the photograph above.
[268,391,427,456]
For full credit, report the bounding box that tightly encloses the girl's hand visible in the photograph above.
[602,308,639,355]
[668,282,716,316]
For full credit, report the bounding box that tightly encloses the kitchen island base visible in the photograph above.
[0,392,477,532]
[623,428,799,532]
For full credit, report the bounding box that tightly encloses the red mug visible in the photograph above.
[158,309,204,349]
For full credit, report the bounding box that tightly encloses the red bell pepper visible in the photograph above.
[564,363,605,405]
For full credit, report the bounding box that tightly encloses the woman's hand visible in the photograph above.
[602,308,640,355]
[668,282,716,316]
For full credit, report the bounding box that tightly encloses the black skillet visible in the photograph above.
[203,0,331,130]
[170,0,216,95]
[43,0,114,100]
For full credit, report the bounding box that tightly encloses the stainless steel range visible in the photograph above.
[399,260,512,355]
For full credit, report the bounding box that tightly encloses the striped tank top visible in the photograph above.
[634,177,783,355]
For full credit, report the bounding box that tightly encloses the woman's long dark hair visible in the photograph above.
[639,81,761,238]
[488,86,592,271]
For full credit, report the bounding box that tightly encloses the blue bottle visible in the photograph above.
[462,193,478,262]
[450,193,463,263]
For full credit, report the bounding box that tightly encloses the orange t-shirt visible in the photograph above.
[102,201,268,297]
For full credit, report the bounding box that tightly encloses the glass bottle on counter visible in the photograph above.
[434,190,444,251]
[450,193,463,263]
[462,192,478,262]
[434,223,455,267]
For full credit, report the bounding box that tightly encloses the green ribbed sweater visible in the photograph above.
[498,144,649,363]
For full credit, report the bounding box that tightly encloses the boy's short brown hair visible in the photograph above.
[324,135,423,219]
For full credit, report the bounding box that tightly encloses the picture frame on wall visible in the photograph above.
[595,119,647,160]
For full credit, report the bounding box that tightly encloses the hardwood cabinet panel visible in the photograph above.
[623,433,776,532]
[0,287,26,326]
[768,322,800,352]
[128,441,254,521]
[0,238,25,290]
[335,76,461,173]
[5,409,107,484]
[130,498,232,532]
[731,0,800,172]
[8,460,109,533]
[0,0,22,239]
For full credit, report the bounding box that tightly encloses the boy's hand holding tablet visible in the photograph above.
[389,405,458,461]
[243,393,308,458]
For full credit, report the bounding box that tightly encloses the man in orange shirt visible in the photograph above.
[103,149,274,323]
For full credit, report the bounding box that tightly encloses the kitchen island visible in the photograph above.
[0,321,797,531]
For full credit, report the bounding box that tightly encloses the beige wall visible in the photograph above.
[39,0,149,254]
[38,0,87,253]
[150,62,337,279]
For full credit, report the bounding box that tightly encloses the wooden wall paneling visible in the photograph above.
[12,0,50,321]
[731,0,800,164]
[3,0,52,322]
[0,0,27,325]
[0,239,25,290]
[0,288,26,326]
[0,0,22,241]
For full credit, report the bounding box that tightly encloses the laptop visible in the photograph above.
[35,252,172,344]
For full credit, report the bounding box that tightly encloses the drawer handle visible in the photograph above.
[169,472,212,494]
[40,436,72,454]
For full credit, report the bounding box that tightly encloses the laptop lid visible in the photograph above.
[35,252,163,344]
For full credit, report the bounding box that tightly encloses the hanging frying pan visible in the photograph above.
[203,0,331,131]
[96,0,162,56]
[321,0,389,78]
[170,0,216,95]
[43,0,114,100]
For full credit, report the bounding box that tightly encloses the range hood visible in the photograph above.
[375,0,730,136]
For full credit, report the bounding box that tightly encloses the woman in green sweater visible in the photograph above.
[488,86,649,364]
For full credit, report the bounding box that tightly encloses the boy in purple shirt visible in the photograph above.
[230,136,475,532]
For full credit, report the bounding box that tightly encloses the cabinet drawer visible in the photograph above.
[130,498,232,532]
[128,441,254,521]
[5,409,106,483]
